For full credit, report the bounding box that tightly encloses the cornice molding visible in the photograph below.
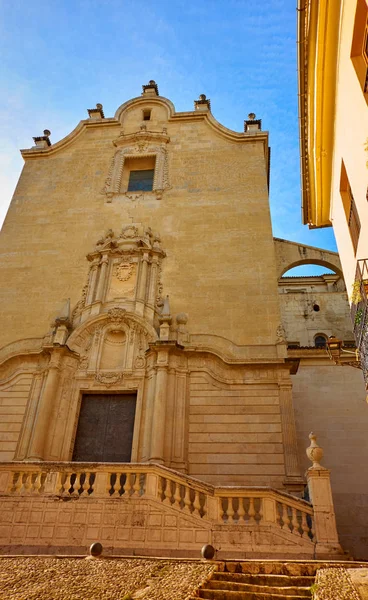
[297,0,342,228]
[21,95,269,161]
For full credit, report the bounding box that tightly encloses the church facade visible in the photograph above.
[0,82,366,559]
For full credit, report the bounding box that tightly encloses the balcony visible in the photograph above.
[351,259,368,388]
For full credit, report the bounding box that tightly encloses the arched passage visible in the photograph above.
[273,238,343,280]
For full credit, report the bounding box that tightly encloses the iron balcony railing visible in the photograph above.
[351,259,368,387]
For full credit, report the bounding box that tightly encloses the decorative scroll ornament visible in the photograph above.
[95,372,123,386]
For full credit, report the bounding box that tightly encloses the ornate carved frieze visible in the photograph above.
[101,129,170,200]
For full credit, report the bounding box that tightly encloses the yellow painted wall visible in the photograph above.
[330,0,368,293]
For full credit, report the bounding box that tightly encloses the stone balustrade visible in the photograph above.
[1,462,314,539]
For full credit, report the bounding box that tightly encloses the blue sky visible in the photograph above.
[0,0,337,272]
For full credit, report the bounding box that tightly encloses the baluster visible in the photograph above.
[193,490,201,516]
[276,502,282,528]
[163,479,172,505]
[123,473,133,496]
[173,482,182,508]
[248,497,256,521]
[132,474,141,496]
[238,497,246,522]
[14,472,23,494]
[219,498,226,521]
[33,472,43,494]
[227,497,235,522]
[70,473,79,496]
[183,486,191,513]
[257,498,263,523]
[201,496,207,518]
[281,503,291,531]
[157,476,164,501]
[80,472,89,496]
[62,472,70,496]
[23,473,32,494]
[57,472,66,495]
[301,511,309,538]
[291,507,300,535]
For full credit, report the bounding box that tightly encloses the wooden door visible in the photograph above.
[72,394,136,462]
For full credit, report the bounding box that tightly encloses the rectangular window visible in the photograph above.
[128,169,154,191]
[351,0,368,102]
[340,161,361,254]
[121,156,156,193]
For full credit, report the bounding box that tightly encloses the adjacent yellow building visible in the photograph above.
[297,0,368,386]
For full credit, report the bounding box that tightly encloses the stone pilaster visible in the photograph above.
[279,379,304,491]
[95,254,109,302]
[86,257,100,305]
[27,348,65,461]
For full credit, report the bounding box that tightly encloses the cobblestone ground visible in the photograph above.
[0,557,216,600]
[314,568,362,600]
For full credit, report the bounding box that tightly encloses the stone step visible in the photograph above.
[206,580,311,597]
[212,573,314,588]
[198,590,310,600]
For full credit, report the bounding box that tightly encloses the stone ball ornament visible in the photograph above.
[176,313,188,325]
[306,432,324,469]
[89,542,103,557]
[201,544,215,560]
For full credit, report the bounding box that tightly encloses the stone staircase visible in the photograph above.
[197,572,313,600]
[191,560,365,600]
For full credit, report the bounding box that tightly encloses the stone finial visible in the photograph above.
[244,113,262,133]
[142,80,159,96]
[87,103,105,119]
[33,129,51,148]
[194,93,211,111]
[159,295,172,340]
[306,432,324,469]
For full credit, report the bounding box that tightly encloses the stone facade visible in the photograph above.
[0,83,364,559]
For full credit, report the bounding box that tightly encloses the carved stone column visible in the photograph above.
[147,256,159,306]
[136,252,149,315]
[86,257,100,305]
[278,380,304,491]
[27,348,65,461]
[95,254,109,302]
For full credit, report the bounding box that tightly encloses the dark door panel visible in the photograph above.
[72,394,136,462]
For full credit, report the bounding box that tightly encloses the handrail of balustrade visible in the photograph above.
[0,461,312,511]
